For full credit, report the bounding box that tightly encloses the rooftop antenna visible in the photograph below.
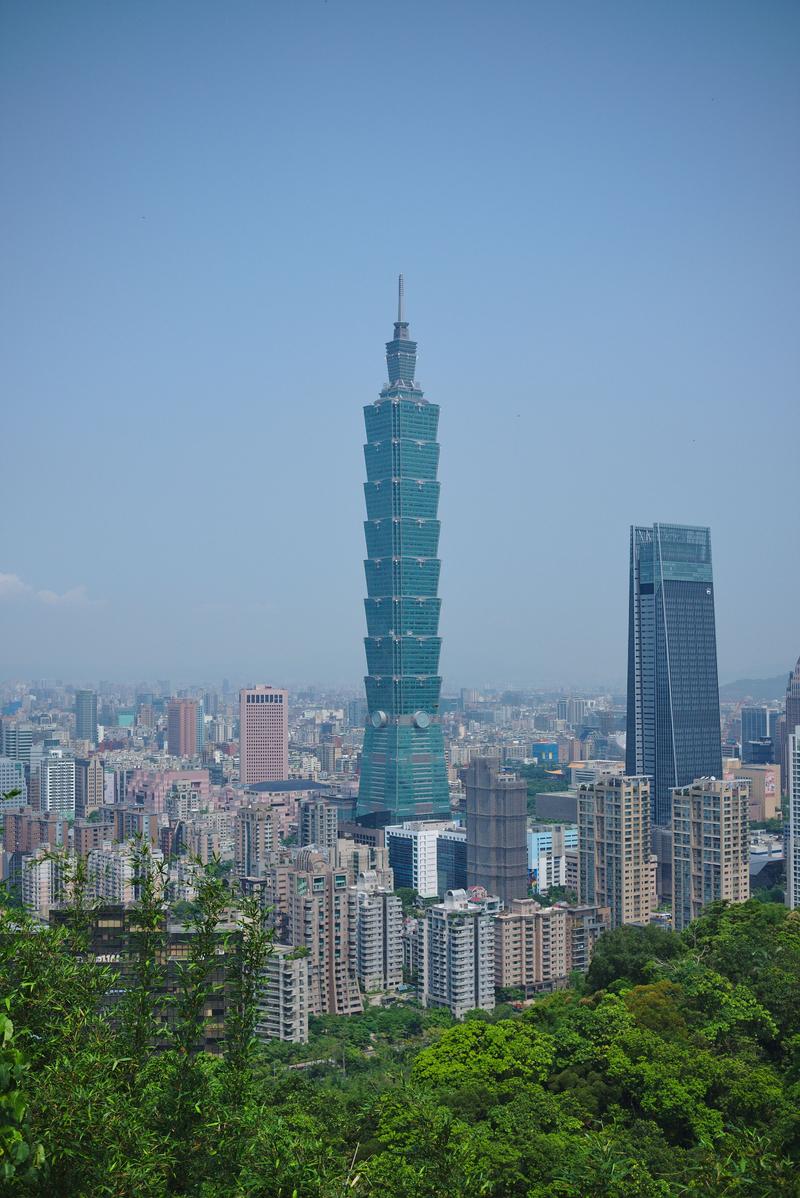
[398,273,405,323]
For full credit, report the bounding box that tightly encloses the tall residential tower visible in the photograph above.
[626,523,722,825]
[357,278,449,823]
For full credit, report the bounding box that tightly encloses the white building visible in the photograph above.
[38,750,76,818]
[527,823,578,892]
[86,842,165,904]
[0,757,27,809]
[385,821,454,899]
[255,944,310,1044]
[348,871,403,993]
[419,887,499,1019]
[788,727,800,911]
[21,848,62,918]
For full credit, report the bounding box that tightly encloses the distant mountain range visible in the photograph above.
[719,675,787,702]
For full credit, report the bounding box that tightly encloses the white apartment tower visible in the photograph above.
[420,887,499,1019]
[38,750,76,818]
[348,871,403,992]
[255,944,310,1044]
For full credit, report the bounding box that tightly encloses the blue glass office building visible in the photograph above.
[626,523,722,825]
[357,280,450,823]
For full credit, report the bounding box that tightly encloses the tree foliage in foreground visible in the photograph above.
[1,875,799,1196]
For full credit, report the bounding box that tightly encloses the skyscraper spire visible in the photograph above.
[397,273,404,323]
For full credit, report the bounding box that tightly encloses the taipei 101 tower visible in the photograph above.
[356,278,450,824]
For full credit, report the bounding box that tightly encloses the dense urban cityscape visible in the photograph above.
[3,3,798,1195]
[3,288,799,1194]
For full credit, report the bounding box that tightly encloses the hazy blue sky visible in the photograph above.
[2,0,798,690]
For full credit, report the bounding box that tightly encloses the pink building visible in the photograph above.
[167,699,197,757]
[239,686,289,785]
[125,769,210,814]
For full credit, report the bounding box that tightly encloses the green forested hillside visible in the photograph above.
[2,892,799,1197]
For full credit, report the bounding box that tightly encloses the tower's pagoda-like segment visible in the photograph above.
[357,278,450,822]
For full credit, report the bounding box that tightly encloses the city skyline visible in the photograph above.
[2,3,798,685]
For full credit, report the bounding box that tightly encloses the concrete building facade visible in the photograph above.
[255,944,310,1044]
[299,798,338,855]
[578,774,655,928]
[348,872,403,993]
[672,778,750,931]
[419,887,499,1018]
[462,757,528,905]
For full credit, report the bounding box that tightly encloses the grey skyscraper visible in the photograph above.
[75,690,98,743]
[461,757,528,905]
[626,524,722,825]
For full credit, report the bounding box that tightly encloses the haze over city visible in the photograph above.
[2,0,798,687]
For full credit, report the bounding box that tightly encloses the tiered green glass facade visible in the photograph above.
[357,293,450,822]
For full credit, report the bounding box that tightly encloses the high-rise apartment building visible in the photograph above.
[37,750,76,818]
[348,872,403,993]
[788,726,800,910]
[75,689,98,743]
[298,798,338,855]
[0,757,27,809]
[21,847,63,918]
[462,757,528,905]
[239,686,288,785]
[167,699,198,757]
[357,278,449,823]
[494,899,570,994]
[626,524,722,824]
[0,722,34,768]
[419,887,499,1018]
[74,757,104,819]
[672,778,750,930]
[578,774,655,928]
[527,823,579,893]
[269,852,363,1017]
[236,804,279,879]
[255,944,310,1044]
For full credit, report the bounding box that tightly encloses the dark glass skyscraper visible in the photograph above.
[357,279,449,823]
[75,689,98,743]
[626,523,722,825]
